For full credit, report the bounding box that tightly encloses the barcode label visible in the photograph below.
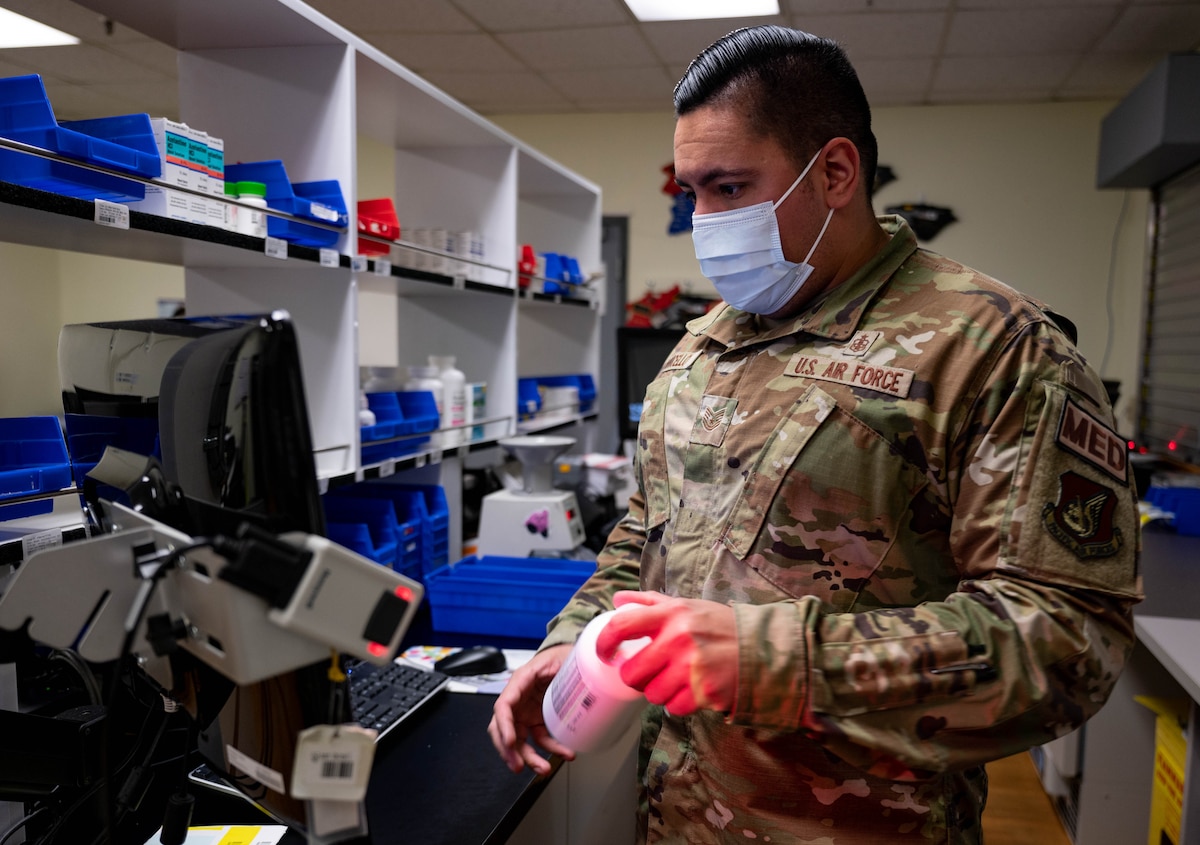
[265,237,288,259]
[94,199,129,230]
[310,202,341,222]
[319,758,355,780]
[373,258,392,276]
[319,248,339,267]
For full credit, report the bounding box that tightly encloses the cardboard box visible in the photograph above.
[1137,696,1189,845]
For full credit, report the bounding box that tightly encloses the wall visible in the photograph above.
[490,101,1148,433]
[0,247,183,418]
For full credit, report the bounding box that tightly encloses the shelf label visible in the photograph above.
[309,202,341,223]
[429,449,442,465]
[378,459,396,478]
[21,529,63,561]
[265,237,288,260]
[452,274,466,290]
[319,248,340,268]
[94,199,129,230]
[373,259,392,277]
[457,445,469,460]
[317,477,330,495]
[414,454,426,468]
[351,257,368,273]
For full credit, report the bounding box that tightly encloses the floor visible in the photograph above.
[982,752,1073,844]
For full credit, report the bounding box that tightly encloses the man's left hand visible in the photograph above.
[595,590,738,716]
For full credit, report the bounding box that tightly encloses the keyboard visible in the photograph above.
[346,659,450,740]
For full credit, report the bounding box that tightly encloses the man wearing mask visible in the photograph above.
[489,25,1141,843]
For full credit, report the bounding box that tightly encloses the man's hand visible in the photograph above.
[488,643,576,775]
[597,591,738,716]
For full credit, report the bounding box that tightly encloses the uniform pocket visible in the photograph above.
[720,386,928,609]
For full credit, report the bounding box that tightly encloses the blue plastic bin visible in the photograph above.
[517,378,541,420]
[536,374,595,414]
[0,74,160,201]
[0,416,72,501]
[394,391,439,434]
[326,481,437,577]
[224,160,347,246]
[424,555,595,639]
[323,496,399,567]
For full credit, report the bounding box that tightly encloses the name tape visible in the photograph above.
[785,354,913,398]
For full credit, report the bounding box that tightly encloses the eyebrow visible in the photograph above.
[674,167,758,190]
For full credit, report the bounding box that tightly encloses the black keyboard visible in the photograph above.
[346,660,449,740]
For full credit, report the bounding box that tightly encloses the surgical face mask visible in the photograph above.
[691,148,835,316]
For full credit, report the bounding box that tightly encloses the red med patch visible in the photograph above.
[1041,471,1123,559]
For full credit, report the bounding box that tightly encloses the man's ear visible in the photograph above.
[819,137,861,210]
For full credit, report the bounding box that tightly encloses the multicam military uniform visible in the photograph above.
[542,216,1142,843]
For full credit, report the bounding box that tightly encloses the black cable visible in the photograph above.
[0,806,48,845]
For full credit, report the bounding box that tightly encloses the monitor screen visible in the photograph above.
[616,327,685,442]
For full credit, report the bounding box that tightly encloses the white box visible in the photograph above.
[207,135,225,196]
[129,185,190,222]
[150,117,194,192]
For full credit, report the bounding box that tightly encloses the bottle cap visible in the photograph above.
[237,181,267,198]
[407,365,440,378]
[429,355,457,369]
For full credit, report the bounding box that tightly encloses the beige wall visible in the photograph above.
[0,247,183,418]
[491,101,1148,432]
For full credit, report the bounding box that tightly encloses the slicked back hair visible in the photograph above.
[674,26,878,197]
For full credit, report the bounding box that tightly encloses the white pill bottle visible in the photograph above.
[542,608,649,753]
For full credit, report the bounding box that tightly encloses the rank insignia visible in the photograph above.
[1042,470,1123,559]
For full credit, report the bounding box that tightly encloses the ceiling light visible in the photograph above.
[0,8,80,48]
[624,0,779,21]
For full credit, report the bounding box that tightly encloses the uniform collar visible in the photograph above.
[687,215,918,348]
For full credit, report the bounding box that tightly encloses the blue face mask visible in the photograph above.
[690,148,835,316]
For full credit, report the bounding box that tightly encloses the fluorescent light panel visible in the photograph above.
[624,0,779,22]
[0,7,80,48]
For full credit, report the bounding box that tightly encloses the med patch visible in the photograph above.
[1042,470,1123,559]
[1055,397,1127,482]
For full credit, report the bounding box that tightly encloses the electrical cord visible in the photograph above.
[0,806,48,845]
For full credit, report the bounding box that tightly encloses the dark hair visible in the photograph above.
[674,26,878,196]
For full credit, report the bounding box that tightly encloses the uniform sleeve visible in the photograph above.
[729,318,1142,778]
[539,481,647,651]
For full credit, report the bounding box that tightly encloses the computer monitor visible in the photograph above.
[615,327,685,442]
[56,311,337,836]
[59,311,325,539]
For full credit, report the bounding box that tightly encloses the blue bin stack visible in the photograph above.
[0,416,72,504]
[224,160,347,247]
[0,74,161,202]
[424,555,595,640]
[323,481,449,579]
[359,390,439,465]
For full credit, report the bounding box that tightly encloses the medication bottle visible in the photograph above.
[429,355,466,447]
[236,180,268,238]
[542,608,649,753]
[404,365,443,447]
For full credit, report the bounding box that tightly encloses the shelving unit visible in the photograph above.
[0,0,603,563]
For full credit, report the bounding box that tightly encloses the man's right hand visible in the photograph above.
[488,643,576,775]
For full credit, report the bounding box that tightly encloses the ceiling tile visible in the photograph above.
[1094,5,1200,53]
[1060,51,1164,98]
[366,33,527,73]
[853,57,936,98]
[303,0,480,34]
[546,66,677,101]
[497,25,659,71]
[790,12,946,59]
[449,0,632,33]
[945,7,1120,55]
[3,44,172,85]
[639,16,790,64]
[421,69,571,107]
[932,54,1076,94]
[957,0,1120,6]
[785,0,949,11]
[927,87,1050,104]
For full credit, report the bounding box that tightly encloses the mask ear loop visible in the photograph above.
[772,146,824,211]
[803,206,836,265]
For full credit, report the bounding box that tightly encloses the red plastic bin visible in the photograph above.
[357,198,399,256]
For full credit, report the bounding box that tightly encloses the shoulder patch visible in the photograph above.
[661,350,701,371]
[1055,398,1127,482]
[1042,470,1123,559]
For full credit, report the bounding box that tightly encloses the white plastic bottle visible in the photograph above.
[542,609,649,753]
[236,180,268,239]
[404,365,443,447]
[429,355,467,447]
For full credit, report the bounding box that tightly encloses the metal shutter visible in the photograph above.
[1139,162,1200,461]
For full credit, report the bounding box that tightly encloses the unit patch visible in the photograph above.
[1055,398,1127,482]
[661,350,701,371]
[1042,470,1123,559]
[785,353,913,398]
[690,395,737,446]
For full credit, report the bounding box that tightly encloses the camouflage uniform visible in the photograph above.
[541,216,1141,843]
